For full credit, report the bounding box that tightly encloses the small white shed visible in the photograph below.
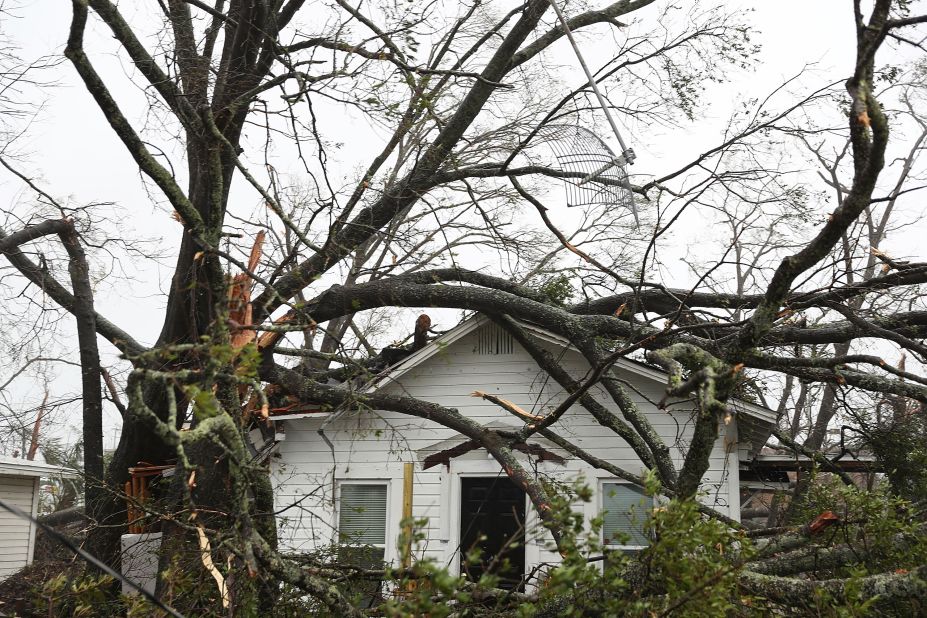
[0,455,72,580]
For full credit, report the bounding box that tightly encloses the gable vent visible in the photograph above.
[475,323,514,355]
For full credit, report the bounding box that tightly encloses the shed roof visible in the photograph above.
[0,455,76,478]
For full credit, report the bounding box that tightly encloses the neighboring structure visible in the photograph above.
[739,450,883,527]
[267,315,777,587]
[0,455,73,580]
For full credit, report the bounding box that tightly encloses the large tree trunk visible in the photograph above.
[60,224,106,556]
[87,124,273,571]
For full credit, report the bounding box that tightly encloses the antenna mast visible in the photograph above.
[547,0,636,175]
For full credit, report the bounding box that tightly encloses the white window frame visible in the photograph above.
[336,479,393,564]
[599,479,654,554]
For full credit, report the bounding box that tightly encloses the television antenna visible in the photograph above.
[540,0,639,223]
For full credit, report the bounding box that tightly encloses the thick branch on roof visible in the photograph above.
[489,313,661,474]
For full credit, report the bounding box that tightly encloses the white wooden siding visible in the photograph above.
[0,475,38,579]
[272,323,741,576]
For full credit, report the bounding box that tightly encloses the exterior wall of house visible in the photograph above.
[271,320,741,577]
[0,474,39,580]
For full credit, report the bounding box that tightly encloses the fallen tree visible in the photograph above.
[1,0,926,615]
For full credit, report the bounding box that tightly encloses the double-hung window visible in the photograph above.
[337,483,388,607]
[601,482,653,554]
[338,483,388,562]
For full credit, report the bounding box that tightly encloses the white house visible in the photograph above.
[0,455,73,580]
[268,315,776,588]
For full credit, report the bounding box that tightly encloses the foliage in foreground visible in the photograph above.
[22,473,927,617]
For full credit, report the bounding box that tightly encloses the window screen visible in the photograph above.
[602,483,652,547]
[338,483,387,545]
[338,483,387,607]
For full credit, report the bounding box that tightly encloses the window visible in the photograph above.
[601,482,653,553]
[338,483,388,556]
[338,483,388,607]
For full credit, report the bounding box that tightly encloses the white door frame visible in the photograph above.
[440,457,543,578]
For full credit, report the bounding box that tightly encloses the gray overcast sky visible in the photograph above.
[0,1,920,452]
[1,1,863,335]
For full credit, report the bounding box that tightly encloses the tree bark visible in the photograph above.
[59,224,105,539]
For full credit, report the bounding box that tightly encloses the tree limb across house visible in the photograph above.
[1,0,926,615]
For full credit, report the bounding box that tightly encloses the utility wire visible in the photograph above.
[0,496,185,618]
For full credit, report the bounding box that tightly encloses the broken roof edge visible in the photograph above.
[362,313,490,393]
[415,419,565,455]
[750,452,880,464]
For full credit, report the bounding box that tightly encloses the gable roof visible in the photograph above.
[365,314,777,427]
[273,313,777,452]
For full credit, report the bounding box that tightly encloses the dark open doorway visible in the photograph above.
[459,476,526,590]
